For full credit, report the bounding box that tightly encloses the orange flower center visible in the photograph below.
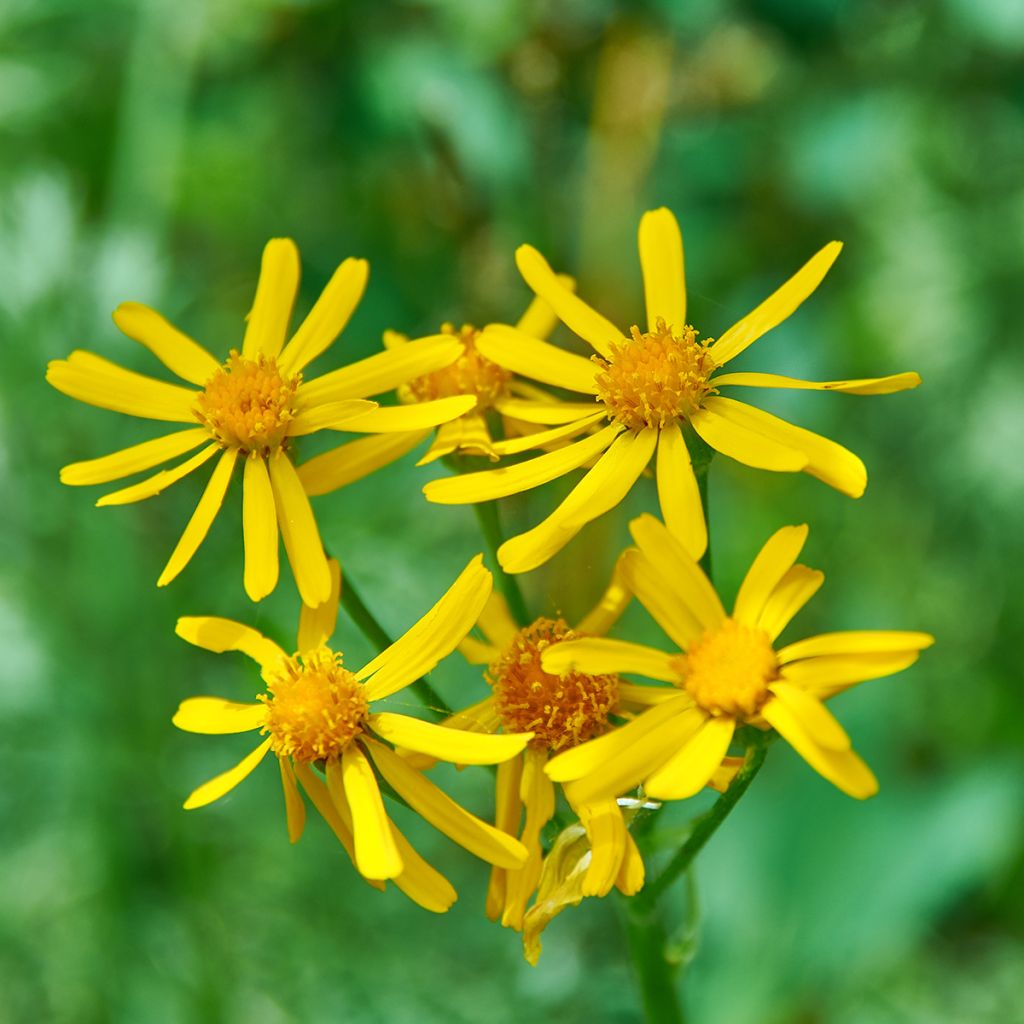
[488,618,619,752]
[594,319,717,430]
[407,324,511,409]
[196,351,300,454]
[261,649,369,762]
[675,619,778,717]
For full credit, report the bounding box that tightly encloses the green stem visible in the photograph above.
[625,898,686,1024]
[472,500,530,626]
[695,464,711,581]
[339,574,453,719]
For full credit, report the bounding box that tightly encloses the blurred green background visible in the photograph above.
[2,0,1023,1021]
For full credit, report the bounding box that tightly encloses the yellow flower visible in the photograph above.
[48,239,474,604]
[542,515,934,801]
[171,555,532,913]
[424,208,921,573]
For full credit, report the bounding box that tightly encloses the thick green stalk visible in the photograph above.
[625,898,686,1024]
[472,499,531,626]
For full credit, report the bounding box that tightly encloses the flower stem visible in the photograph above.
[339,573,453,719]
[624,898,686,1024]
[472,499,531,626]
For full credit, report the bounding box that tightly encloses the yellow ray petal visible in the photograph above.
[541,637,680,683]
[515,245,626,357]
[497,426,657,574]
[638,207,685,333]
[172,697,267,734]
[616,832,645,895]
[458,636,501,665]
[242,456,279,602]
[780,651,923,700]
[175,616,287,676]
[182,737,272,809]
[475,324,601,393]
[711,241,842,365]
[617,682,681,706]
[112,302,220,386]
[732,524,809,627]
[47,350,199,422]
[711,370,921,395]
[297,335,461,405]
[761,698,878,799]
[389,820,458,913]
[332,748,403,880]
[279,257,369,374]
[366,739,528,869]
[340,395,477,433]
[577,798,626,898]
[95,443,220,506]
[502,748,555,928]
[279,757,306,843]
[757,565,824,641]
[778,630,934,663]
[690,402,808,473]
[620,548,704,651]
[476,590,520,649]
[628,514,726,629]
[575,551,632,636]
[423,424,621,505]
[60,428,208,487]
[768,681,851,750]
[489,411,606,456]
[486,755,524,922]
[358,555,492,701]
[241,238,300,359]
[267,451,331,607]
[644,715,735,800]
[492,397,600,424]
[368,712,531,765]
[292,761,367,881]
[655,422,706,561]
[297,559,342,652]
[515,280,572,340]
[287,399,378,436]
[417,413,496,465]
[157,448,238,587]
[298,430,429,497]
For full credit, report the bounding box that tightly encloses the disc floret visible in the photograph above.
[408,323,511,409]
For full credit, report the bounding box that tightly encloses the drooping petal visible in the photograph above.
[690,402,808,473]
[175,616,288,677]
[541,637,680,684]
[475,325,601,394]
[577,798,627,897]
[767,681,851,750]
[493,397,600,424]
[757,565,824,641]
[182,737,272,809]
[339,396,477,433]
[241,238,300,359]
[292,761,370,883]
[711,370,921,395]
[638,207,685,333]
[278,257,369,374]
[778,630,935,663]
[654,422,706,560]
[368,712,531,765]
[157,447,239,587]
[95,443,220,506]
[279,757,306,843]
[172,697,267,734]
[710,241,843,365]
[242,455,279,602]
[332,749,403,880]
[644,715,735,800]
[389,820,459,913]
[297,559,342,652]
[616,832,645,895]
[732,524,809,626]
[112,302,220,386]
[417,414,496,465]
[486,755,524,922]
[60,428,209,487]
[298,431,429,497]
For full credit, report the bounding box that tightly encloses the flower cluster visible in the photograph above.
[48,208,932,964]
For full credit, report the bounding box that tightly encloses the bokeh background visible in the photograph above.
[2,0,1023,1021]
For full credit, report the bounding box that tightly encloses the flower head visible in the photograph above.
[543,515,934,802]
[48,239,475,603]
[424,208,921,573]
[172,556,533,912]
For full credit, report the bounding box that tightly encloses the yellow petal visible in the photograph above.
[417,413,497,464]
[541,637,680,684]
[358,555,492,701]
[287,399,379,436]
[157,447,238,587]
[615,832,645,895]
[368,712,531,765]
[712,370,922,395]
[475,324,600,393]
[366,739,528,869]
[95,443,220,506]
[655,422,706,561]
[515,244,626,357]
[575,551,632,636]
[278,257,369,374]
[644,715,735,800]
[768,681,851,750]
[333,748,403,880]
[690,402,808,473]
[617,683,681,706]
[47,350,199,422]
[291,761,363,877]
[711,241,843,364]
[757,565,824,640]
[112,302,220,386]
[502,748,555,928]
[423,424,621,505]
[297,335,461,405]
[761,698,878,799]
[297,558,342,652]
[340,395,477,433]
[732,524,809,626]
[60,428,208,487]
[279,757,306,843]
[493,399,601,425]
[778,630,935,663]
[780,651,923,700]
[476,590,520,649]
[458,636,501,666]
[704,396,867,497]
[182,737,272,810]
[638,207,685,333]
[515,281,571,340]
[242,456,279,602]
[486,755,524,922]
[577,798,626,898]
[389,820,458,913]
[267,450,331,607]
[172,697,266,734]
[489,411,606,457]
[298,430,428,497]
[175,616,288,677]
[241,238,300,359]
[620,547,704,651]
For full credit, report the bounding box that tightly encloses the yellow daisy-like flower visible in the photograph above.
[48,239,474,604]
[172,555,531,912]
[541,515,933,802]
[424,208,921,573]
